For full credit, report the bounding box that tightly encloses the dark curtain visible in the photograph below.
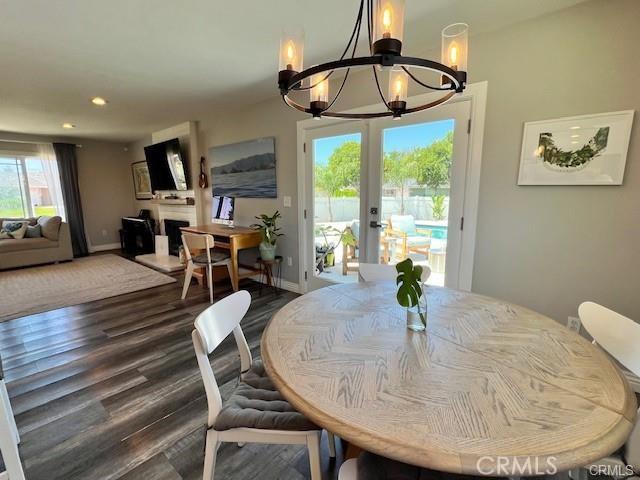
[53,143,89,257]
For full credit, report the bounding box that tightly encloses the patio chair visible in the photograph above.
[342,220,360,275]
[384,215,432,262]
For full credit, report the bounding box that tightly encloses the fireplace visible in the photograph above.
[164,219,189,256]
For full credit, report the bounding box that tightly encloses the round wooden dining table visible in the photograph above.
[261,281,637,475]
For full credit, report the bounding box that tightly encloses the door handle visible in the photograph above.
[369,221,383,228]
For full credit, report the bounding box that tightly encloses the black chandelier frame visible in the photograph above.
[278,0,467,119]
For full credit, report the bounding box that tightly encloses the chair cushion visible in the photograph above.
[0,237,57,253]
[391,215,417,235]
[214,361,317,432]
[193,251,230,265]
[357,452,491,480]
[406,236,431,247]
[350,220,360,242]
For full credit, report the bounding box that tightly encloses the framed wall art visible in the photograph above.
[518,110,634,185]
[131,161,153,199]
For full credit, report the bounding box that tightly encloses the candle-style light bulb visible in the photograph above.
[286,41,296,70]
[382,7,393,38]
[394,79,403,101]
[448,42,459,69]
[373,0,405,55]
[387,68,407,117]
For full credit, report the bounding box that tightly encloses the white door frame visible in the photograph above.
[297,81,488,293]
[302,120,369,291]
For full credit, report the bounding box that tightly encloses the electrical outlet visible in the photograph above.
[287,256,293,267]
[101,229,108,237]
[567,316,581,332]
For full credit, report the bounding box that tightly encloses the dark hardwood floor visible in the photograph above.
[0,259,343,480]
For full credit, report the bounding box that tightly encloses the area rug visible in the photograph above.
[0,254,176,322]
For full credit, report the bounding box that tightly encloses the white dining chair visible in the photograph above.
[182,233,233,304]
[576,302,640,479]
[358,262,431,283]
[0,358,26,480]
[192,290,335,480]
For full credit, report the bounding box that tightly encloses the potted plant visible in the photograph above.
[251,211,283,261]
[396,258,427,331]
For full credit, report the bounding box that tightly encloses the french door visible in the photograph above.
[302,100,471,291]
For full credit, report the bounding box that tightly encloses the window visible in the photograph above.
[0,155,66,219]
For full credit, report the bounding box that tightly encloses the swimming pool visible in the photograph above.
[417,223,448,240]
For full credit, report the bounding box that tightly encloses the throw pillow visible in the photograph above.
[0,221,28,239]
[37,216,62,241]
[25,224,42,238]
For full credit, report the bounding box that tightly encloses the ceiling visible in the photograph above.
[0,0,588,142]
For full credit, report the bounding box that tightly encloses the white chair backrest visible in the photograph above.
[578,302,640,377]
[359,262,431,283]
[578,302,640,471]
[182,233,214,263]
[192,290,252,427]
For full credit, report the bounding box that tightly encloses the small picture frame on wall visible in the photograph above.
[518,110,634,185]
[132,161,153,199]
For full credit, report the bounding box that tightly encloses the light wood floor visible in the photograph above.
[0,258,343,480]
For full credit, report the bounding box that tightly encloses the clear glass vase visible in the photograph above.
[406,285,427,332]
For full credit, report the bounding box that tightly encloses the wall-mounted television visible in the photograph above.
[144,138,190,191]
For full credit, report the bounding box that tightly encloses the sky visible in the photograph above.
[313,119,455,166]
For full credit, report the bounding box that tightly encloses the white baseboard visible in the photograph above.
[249,272,301,294]
[88,242,121,253]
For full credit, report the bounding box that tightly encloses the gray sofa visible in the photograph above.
[0,216,73,270]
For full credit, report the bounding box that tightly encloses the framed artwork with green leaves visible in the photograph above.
[518,110,634,185]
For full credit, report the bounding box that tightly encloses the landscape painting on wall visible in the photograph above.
[209,137,276,198]
[518,110,634,185]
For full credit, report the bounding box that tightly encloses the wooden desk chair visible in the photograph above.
[359,262,431,283]
[385,215,432,262]
[181,233,232,304]
[0,356,26,480]
[192,291,336,480]
[576,302,640,479]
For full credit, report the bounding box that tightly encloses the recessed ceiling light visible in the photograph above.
[571,134,580,138]
[570,126,581,130]
[62,123,76,129]
[91,97,108,106]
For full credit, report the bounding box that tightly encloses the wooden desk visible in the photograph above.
[262,281,636,475]
[180,224,262,291]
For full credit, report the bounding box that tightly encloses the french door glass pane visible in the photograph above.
[379,119,454,286]
[0,157,28,218]
[313,133,361,283]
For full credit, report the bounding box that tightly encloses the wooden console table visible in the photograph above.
[180,224,262,291]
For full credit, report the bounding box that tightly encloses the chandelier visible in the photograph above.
[277,0,468,120]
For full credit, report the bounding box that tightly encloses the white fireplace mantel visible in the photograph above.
[157,204,198,233]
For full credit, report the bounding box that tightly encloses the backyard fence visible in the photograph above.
[313,195,450,223]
